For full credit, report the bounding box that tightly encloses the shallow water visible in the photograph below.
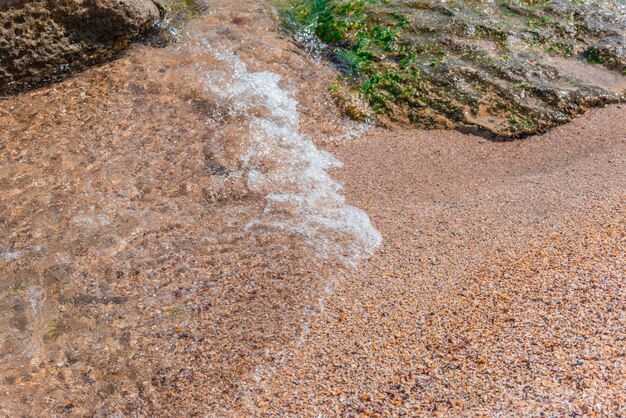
[0,0,623,416]
[199,43,381,262]
[0,1,380,415]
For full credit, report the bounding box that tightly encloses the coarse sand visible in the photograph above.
[246,105,626,416]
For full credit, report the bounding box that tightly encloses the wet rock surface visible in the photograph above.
[0,0,162,94]
[386,0,626,137]
[284,0,626,138]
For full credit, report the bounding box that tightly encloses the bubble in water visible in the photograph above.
[198,41,382,264]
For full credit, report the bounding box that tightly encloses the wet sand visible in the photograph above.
[0,1,624,416]
[248,106,626,416]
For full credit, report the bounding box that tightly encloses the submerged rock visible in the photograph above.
[0,0,162,94]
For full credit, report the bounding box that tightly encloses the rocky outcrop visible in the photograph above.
[281,0,625,138]
[0,0,162,94]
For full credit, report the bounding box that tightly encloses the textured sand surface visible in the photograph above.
[0,1,624,415]
[247,106,626,416]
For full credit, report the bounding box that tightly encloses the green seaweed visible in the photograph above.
[275,0,625,137]
[275,0,421,112]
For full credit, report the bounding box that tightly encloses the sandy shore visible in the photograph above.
[0,1,624,415]
[246,105,626,416]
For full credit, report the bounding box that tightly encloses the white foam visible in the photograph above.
[2,251,22,262]
[199,42,382,263]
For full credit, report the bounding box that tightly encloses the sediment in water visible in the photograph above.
[0,2,381,415]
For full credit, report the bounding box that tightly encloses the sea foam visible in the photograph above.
[200,41,382,263]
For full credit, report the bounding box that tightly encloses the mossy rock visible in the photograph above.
[277,0,625,138]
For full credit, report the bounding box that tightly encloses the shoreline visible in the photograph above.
[247,104,626,416]
[0,1,624,414]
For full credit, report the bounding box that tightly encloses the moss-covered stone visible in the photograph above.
[277,0,625,138]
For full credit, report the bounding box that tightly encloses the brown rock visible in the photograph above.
[0,0,161,93]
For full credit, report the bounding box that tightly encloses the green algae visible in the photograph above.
[276,0,626,138]
[148,0,207,45]
[159,0,205,22]
[276,0,429,120]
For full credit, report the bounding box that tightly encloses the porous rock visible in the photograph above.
[0,0,161,93]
